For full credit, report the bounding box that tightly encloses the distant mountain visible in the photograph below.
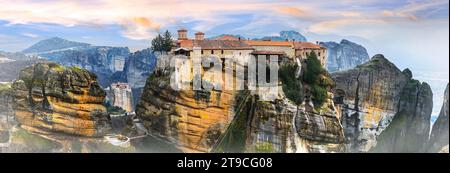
[208,34,246,40]
[320,39,369,72]
[0,50,31,60]
[22,37,91,54]
[255,30,307,42]
[21,37,130,87]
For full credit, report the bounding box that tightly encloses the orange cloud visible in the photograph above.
[277,7,308,18]
[121,17,162,40]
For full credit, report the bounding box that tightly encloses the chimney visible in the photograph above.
[195,32,205,41]
[178,29,188,40]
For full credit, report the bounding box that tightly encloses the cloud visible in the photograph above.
[0,0,448,41]
[0,0,286,40]
[121,17,161,40]
[21,32,39,38]
[276,7,308,18]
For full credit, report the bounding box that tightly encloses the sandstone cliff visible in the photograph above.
[11,62,111,137]
[136,56,344,153]
[427,83,449,152]
[371,79,432,152]
[136,69,236,152]
[240,97,344,153]
[332,54,433,152]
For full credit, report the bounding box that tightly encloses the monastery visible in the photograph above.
[172,29,327,66]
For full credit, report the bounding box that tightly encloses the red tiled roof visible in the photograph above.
[294,42,323,49]
[195,40,253,50]
[214,35,240,41]
[177,40,194,49]
[244,40,293,47]
[176,39,323,51]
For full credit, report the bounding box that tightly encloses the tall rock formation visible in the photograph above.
[136,66,236,152]
[320,39,369,72]
[427,83,449,152]
[332,54,433,152]
[371,79,432,152]
[11,62,111,137]
[123,48,157,106]
[136,56,344,153]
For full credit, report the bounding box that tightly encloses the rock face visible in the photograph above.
[0,58,46,82]
[241,98,344,153]
[320,39,369,72]
[427,83,449,152]
[257,31,307,42]
[0,83,14,130]
[136,56,344,153]
[40,46,130,87]
[124,49,157,106]
[371,79,432,152]
[11,62,111,137]
[332,54,433,152]
[22,37,130,87]
[136,69,236,152]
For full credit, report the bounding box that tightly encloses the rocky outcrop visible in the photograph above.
[0,83,14,142]
[22,37,130,87]
[42,46,130,87]
[427,83,449,152]
[0,58,45,82]
[242,98,344,153]
[320,39,369,72]
[136,56,344,153]
[332,54,434,152]
[136,70,236,152]
[256,31,307,42]
[371,79,432,152]
[11,62,111,137]
[124,48,157,106]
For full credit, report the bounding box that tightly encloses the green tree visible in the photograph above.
[151,30,173,53]
[303,52,329,109]
[303,52,324,84]
[279,63,303,105]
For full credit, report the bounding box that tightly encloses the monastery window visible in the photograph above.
[211,50,214,54]
[221,50,224,54]
[201,50,204,54]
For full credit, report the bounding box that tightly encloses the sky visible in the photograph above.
[0,0,448,72]
[0,0,448,119]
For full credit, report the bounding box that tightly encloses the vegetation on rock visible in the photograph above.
[279,62,303,105]
[303,52,332,108]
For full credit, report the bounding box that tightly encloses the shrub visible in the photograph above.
[303,52,329,108]
[279,63,303,105]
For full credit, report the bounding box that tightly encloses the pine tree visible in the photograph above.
[163,30,173,52]
[151,30,173,53]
